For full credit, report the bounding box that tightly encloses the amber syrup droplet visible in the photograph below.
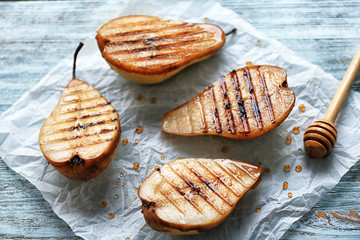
[121,185,125,189]
[150,98,157,104]
[283,165,290,172]
[256,206,261,212]
[283,182,288,190]
[257,40,261,45]
[134,195,137,199]
[122,138,128,146]
[298,104,305,112]
[109,202,112,205]
[246,61,253,67]
[265,168,271,173]
[101,201,107,208]
[288,147,291,151]
[133,162,140,169]
[288,192,293,198]
[204,17,209,22]
[136,95,144,101]
[128,199,131,203]
[221,146,229,153]
[154,165,161,171]
[174,99,178,103]
[135,139,139,144]
[160,155,165,160]
[116,178,120,182]
[125,194,128,198]
[135,126,143,134]
[114,194,119,199]
[134,187,138,191]
[298,148,302,154]
[286,136,292,145]
[109,213,115,219]
[120,172,124,177]
[295,165,302,172]
[293,127,300,134]
[126,238,130,240]
[284,130,288,134]
[114,184,118,188]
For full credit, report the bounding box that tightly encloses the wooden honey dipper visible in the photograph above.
[304,46,360,158]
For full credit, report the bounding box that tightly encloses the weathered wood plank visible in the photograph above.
[0,0,359,239]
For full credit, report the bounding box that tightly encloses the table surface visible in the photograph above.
[1,0,360,239]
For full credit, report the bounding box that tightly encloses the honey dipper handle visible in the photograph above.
[324,46,360,123]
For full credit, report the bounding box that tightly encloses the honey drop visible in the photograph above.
[161,155,165,160]
[126,238,130,240]
[116,178,120,182]
[221,146,229,153]
[298,148,302,154]
[257,40,261,45]
[293,127,300,134]
[135,126,143,134]
[283,165,290,172]
[265,168,271,173]
[295,165,302,172]
[120,172,124,177]
[288,192,293,198]
[135,139,139,144]
[134,187,138,191]
[154,165,161,171]
[109,213,115,219]
[133,162,140,169]
[204,17,209,22]
[246,61,253,67]
[114,194,119,199]
[134,195,137,199]
[125,194,128,198]
[286,136,292,145]
[150,98,157,104]
[283,182,288,190]
[136,95,144,101]
[284,130,288,134]
[298,104,305,112]
[101,201,107,208]
[122,138,128,146]
[114,184,118,188]
[121,185,125,189]
[256,206,261,212]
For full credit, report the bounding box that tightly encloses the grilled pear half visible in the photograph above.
[162,65,295,139]
[138,158,261,234]
[39,43,121,181]
[96,15,225,84]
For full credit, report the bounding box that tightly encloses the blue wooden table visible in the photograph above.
[1,0,360,239]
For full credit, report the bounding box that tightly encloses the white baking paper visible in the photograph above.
[1,0,360,239]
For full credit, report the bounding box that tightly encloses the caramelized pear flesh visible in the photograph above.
[39,79,121,181]
[96,15,225,84]
[162,65,295,139]
[138,158,261,234]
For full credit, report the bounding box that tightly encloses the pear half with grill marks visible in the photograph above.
[162,65,295,139]
[96,15,225,84]
[38,43,121,181]
[138,158,261,234]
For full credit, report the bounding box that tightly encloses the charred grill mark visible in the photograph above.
[167,164,222,214]
[79,113,101,119]
[110,22,193,37]
[158,170,204,215]
[107,30,208,48]
[244,67,263,130]
[208,85,222,134]
[230,70,249,133]
[110,39,201,54]
[197,160,240,197]
[257,66,275,123]
[181,162,233,207]
[219,77,236,134]
[42,128,117,144]
[143,202,156,209]
[195,97,208,133]
[47,110,116,126]
[213,161,249,188]
[45,119,116,135]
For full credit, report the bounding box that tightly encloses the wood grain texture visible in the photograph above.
[0,0,359,239]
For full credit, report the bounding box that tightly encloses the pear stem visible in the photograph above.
[73,42,84,79]
[225,28,237,36]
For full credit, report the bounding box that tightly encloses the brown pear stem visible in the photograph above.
[324,45,360,123]
[225,28,237,36]
[72,42,84,79]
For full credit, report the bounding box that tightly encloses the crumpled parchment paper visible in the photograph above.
[1,0,360,239]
